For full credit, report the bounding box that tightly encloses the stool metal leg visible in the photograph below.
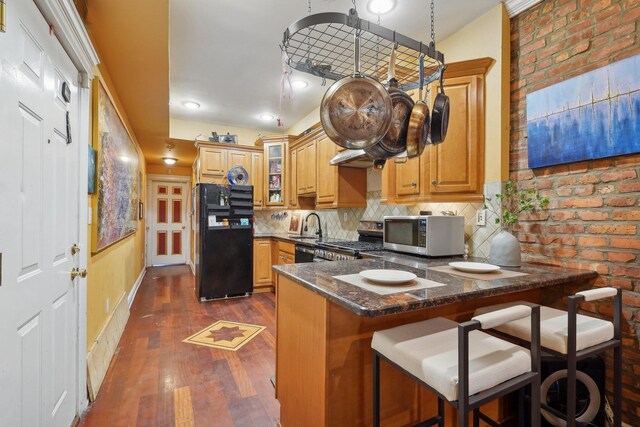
[438,398,444,427]
[613,289,622,427]
[373,351,380,427]
[567,297,578,427]
[472,408,479,427]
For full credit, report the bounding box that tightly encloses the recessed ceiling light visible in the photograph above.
[163,157,177,165]
[367,0,396,15]
[260,114,275,121]
[182,101,200,110]
[291,80,309,89]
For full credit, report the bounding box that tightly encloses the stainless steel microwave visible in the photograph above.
[383,216,465,256]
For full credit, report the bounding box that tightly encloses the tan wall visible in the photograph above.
[147,163,192,176]
[285,107,320,136]
[170,117,277,147]
[437,3,510,183]
[86,61,147,352]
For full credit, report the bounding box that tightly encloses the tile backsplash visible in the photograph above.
[255,183,502,258]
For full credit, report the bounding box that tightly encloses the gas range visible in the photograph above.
[313,221,384,261]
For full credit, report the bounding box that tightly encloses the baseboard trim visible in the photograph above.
[189,260,195,275]
[128,268,147,308]
[86,292,130,401]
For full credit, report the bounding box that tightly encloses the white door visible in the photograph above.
[0,1,80,426]
[148,181,189,265]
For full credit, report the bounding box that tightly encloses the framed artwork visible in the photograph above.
[527,54,640,168]
[288,212,302,235]
[91,79,140,252]
[88,145,97,194]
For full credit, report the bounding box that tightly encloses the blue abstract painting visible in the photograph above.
[526,54,640,168]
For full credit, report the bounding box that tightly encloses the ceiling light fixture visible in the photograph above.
[367,0,396,15]
[163,157,177,165]
[260,114,275,121]
[291,80,309,89]
[182,101,200,110]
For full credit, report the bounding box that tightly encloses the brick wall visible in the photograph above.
[510,0,639,423]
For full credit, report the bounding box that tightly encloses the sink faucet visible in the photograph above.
[304,213,323,239]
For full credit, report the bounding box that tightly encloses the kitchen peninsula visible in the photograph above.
[272,258,597,426]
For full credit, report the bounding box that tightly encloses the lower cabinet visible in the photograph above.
[253,238,274,292]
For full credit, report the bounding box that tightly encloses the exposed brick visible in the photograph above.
[619,182,640,193]
[622,5,640,22]
[591,0,612,13]
[590,37,635,62]
[607,197,637,207]
[575,185,595,196]
[577,236,607,246]
[581,250,604,260]
[608,252,637,263]
[554,247,578,258]
[548,224,585,234]
[578,174,600,184]
[601,170,637,182]
[521,39,546,56]
[588,224,637,235]
[614,266,640,279]
[561,197,604,208]
[598,184,616,194]
[577,211,608,221]
[610,238,640,250]
[613,22,636,38]
[612,210,640,221]
[556,186,573,196]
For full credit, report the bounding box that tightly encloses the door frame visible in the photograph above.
[33,0,99,416]
[146,174,192,269]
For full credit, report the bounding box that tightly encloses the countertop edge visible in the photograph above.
[272,265,599,317]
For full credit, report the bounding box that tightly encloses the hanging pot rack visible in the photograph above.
[281,8,445,91]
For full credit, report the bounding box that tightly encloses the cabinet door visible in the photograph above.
[395,156,421,196]
[228,150,252,177]
[429,75,481,193]
[296,146,306,195]
[251,152,264,207]
[253,239,272,286]
[290,149,299,208]
[305,141,317,193]
[265,142,286,206]
[201,148,227,177]
[278,250,295,265]
[316,136,337,205]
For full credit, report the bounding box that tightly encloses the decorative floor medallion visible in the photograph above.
[183,320,265,351]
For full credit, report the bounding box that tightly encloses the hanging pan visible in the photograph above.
[320,33,393,150]
[430,68,449,144]
[364,43,414,159]
[406,55,430,158]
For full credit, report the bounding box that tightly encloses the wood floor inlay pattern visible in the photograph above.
[183,320,265,351]
[79,266,280,427]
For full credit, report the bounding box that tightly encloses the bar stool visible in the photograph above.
[474,287,622,427]
[371,305,541,427]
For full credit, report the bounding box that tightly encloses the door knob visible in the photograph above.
[182,226,186,230]
[71,244,80,255]
[71,268,88,280]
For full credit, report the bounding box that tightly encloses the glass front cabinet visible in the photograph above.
[264,140,287,207]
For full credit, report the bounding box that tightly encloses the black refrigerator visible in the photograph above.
[194,183,254,301]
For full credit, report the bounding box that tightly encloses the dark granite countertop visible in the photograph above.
[253,233,346,248]
[272,257,598,317]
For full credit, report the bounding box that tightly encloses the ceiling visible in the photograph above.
[169,0,503,134]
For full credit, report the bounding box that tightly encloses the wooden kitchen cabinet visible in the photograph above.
[264,141,287,207]
[227,149,252,176]
[381,57,490,204]
[296,141,317,195]
[200,147,227,182]
[316,135,367,209]
[253,238,273,292]
[251,152,264,208]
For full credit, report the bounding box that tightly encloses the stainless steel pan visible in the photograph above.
[320,34,393,150]
[406,55,430,158]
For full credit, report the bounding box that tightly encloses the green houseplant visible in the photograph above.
[483,180,549,267]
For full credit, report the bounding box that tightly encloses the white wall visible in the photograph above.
[170,117,278,146]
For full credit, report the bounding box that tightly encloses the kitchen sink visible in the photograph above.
[289,236,317,240]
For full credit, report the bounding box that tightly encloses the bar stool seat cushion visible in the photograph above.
[371,317,531,402]
[474,302,614,354]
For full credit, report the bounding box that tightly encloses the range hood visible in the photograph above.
[329,149,408,169]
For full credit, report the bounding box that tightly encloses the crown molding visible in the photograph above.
[34,0,99,84]
[503,0,544,17]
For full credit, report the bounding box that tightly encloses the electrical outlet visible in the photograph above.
[105,298,110,314]
[476,209,486,226]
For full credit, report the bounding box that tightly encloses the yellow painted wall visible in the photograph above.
[285,107,320,136]
[170,117,277,147]
[86,61,147,352]
[147,163,192,176]
[437,3,510,182]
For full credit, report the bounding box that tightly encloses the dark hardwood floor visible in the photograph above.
[80,266,280,427]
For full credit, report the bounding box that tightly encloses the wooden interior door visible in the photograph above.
[148,181,188,266]
[0,1,81,425]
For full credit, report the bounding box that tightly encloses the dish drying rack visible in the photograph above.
[281,8,445,91]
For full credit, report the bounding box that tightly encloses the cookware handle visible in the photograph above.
[353,33,361,75]
[439,66,445,95]
[388,43,397,81]
[418,55,424,101]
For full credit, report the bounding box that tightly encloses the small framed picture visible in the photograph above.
[138,201,144,220]
[288,212,302,235]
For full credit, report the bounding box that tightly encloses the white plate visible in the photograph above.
[359,269,417,285]
[448,262,500,273]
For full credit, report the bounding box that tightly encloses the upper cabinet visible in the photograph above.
[265,141,286,207]
[381,57,492,204]
[251,152,264,208]
[200,147,228,182]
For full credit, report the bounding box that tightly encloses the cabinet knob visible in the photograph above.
[411,182,417,187]
[431,180,437,185]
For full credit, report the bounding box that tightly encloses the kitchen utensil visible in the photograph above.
[406,56,430,158]
[359,269,417,285]
[364,44,414,159]
[320,33,393,150]
[448,262,500,273]
[430,70,449,144]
